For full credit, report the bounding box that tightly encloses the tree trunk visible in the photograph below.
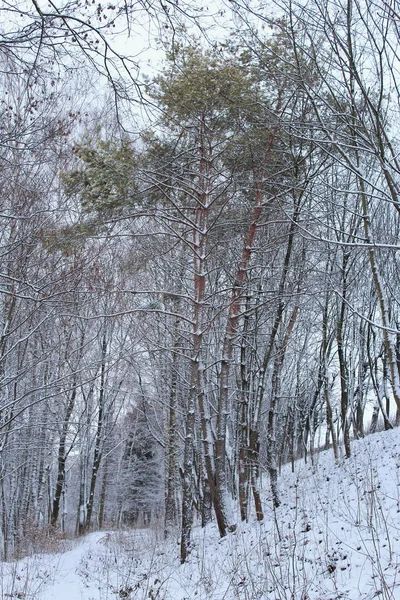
[51,387,77,527]
[84,333,107,532]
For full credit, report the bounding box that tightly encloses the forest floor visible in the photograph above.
[2,428,400,600]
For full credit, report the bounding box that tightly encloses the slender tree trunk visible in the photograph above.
[98,458,108,530]
[321,289,339,460]
[267,306,298,508]
[164,315,181,537]
[337,251,351,458]
[238,295,252,521]
[51,387,77,527]
[85,333,107,532]
[180,379,196,563]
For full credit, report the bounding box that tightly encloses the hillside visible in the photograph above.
[2,429,400,600]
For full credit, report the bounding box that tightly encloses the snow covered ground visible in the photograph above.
[2,429,400,600]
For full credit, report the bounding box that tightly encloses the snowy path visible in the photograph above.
[1,532,108,600]
[41,532,108,600]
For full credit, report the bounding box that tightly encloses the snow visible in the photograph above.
[3,429,400,599]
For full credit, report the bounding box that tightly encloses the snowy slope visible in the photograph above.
[2,429,400,600]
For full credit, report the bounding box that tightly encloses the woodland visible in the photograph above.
[1,0,400,568]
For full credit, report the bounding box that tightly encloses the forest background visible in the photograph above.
[1,0,400,566]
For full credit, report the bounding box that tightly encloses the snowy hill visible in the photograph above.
[2,429,400,600]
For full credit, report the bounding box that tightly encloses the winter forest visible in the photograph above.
[2,0,400,582]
